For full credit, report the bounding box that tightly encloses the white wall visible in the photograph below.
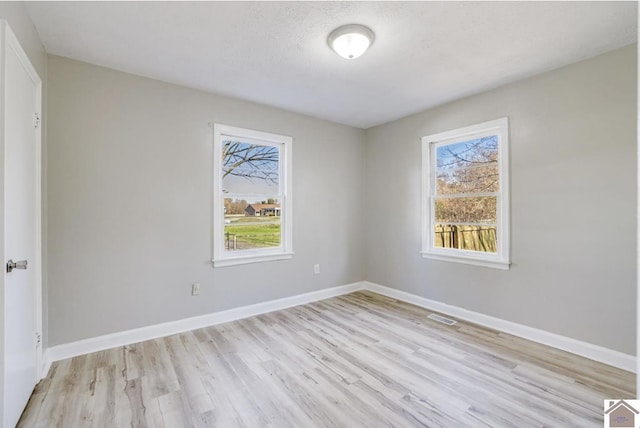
[46,56,365,346]
[365,45,637,355]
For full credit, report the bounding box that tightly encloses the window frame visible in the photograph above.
[421,117,510,270]
[212,123,293,267]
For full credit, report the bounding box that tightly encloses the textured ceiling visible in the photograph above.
[26,2,637,129]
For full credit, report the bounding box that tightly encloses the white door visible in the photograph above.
[2,22,42,428]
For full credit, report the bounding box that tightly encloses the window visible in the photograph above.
[421,118,510,269]
[213,124,293,267]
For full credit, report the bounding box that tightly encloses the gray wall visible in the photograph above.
[0,3,46,76]
[47,44,636,355]
[47,56,365,346]
[365,45,637,355]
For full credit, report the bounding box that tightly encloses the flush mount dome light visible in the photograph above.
[327,24,375,59]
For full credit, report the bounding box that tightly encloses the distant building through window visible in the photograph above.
[244,203,281,217]
[213,124,293,267]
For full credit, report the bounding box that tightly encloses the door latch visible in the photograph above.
[6,259,27,273]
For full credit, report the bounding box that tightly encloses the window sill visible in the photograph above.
[420,251,510,270]
[212,252,294,268]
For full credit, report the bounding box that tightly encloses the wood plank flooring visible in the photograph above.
[18,291,635,427]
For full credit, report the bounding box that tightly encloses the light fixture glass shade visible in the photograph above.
[328,24,375,59]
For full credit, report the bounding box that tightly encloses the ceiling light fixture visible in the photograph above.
[327,24,375,60]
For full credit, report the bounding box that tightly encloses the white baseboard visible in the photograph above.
[362,281,636,373]
[47,281,364,363]
[40,348,52,380]
[44,280,635,374]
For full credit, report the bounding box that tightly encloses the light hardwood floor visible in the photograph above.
[19,291,634,427]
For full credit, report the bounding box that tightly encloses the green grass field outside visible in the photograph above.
[224,216,281,250]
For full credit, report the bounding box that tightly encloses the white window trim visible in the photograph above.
[420,117,510,270]
[212,123,293,267]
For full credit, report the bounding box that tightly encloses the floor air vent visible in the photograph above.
[428,313,457,326]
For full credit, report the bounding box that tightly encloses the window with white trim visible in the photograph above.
[213,124,293,267]
[421,118,510,269]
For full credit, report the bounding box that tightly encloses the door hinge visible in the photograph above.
[35,332,41,346]
[34,112,41,129]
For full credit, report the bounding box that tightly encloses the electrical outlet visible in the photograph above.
[192,283,200,296]
[313,264,320,275]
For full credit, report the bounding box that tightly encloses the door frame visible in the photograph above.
[0,20,43,426]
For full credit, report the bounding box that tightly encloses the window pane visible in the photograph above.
[435,196,496,223]
[224,197,281,251]
[436,136,499,195]
[222,141,279,195]
[434,224,497,253]
[436,164,499,195]
[436,136,498,169]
